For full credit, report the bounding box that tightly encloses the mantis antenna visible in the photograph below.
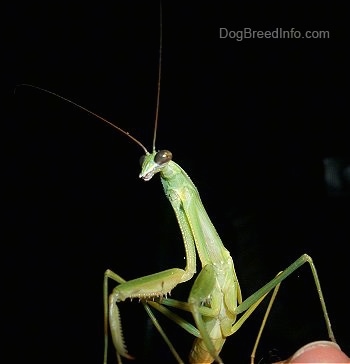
[152,2,162,152]
[16,4,164,156]
[16,84,149,154]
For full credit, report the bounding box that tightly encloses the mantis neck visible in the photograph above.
[160,161,229,270]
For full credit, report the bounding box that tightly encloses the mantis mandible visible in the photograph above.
[19,7,337,364]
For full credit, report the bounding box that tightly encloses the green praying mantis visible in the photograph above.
[20,82,337,363]
[19,8,339,364]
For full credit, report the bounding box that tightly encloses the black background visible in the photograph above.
[3,2,349,364]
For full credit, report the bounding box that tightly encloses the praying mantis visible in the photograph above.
[17,6,342,364]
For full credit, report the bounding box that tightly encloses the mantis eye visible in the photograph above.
[154,150,172,165]
[139,155,146,166]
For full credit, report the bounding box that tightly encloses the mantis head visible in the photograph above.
[139,150,173,181]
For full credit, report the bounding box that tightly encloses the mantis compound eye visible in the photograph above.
[154,150,172,165]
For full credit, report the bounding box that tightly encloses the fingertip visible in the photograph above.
[289,341,350,363]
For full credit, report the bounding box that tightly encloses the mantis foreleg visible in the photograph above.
[104,268,191,364]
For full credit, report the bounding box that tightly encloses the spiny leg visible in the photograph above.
[104,268,188,364]
[138,266,223,363]
[103,270,131,364]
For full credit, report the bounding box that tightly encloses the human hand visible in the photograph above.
[274,341,349,363]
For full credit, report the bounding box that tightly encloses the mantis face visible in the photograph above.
[139,150,173,181]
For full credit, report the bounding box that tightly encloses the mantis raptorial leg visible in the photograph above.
[104,270,186,364]
[17,6,340,364]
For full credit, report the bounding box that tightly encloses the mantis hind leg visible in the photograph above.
[250,273,282,364]
[232,254,335,363]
